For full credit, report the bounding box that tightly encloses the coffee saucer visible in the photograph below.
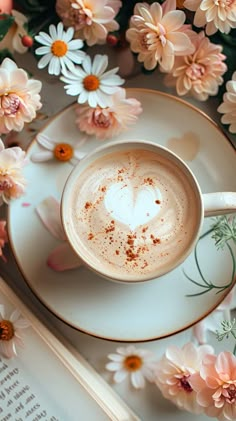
[8,89,236,342]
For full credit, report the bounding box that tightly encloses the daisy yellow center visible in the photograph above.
[83,75,100,91]
[51,40,68,57]
[123,355,142,371]
[54,143,73,161]
[0,320,14,341]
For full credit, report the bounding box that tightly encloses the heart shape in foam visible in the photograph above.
[104,182,161,230]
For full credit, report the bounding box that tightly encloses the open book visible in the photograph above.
[0,277,140,421]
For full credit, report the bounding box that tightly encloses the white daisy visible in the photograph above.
[31,133,87,165]
[60,54,125,108]
[0,304,30,359]
[35,22,85,75]
[105,345,157,389]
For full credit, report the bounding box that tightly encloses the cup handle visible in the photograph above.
[203,192,236,217]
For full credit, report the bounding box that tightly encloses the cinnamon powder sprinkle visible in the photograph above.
[115,250,120,255]
[88,233,94,240]
[85,201,92,209]
[105,220,115,233]
[150,234,161,244]
[101,186,106,192]
[144,177,154,185]
[142,226,148,233]
[155,199,161,204]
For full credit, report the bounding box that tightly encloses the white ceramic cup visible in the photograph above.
[61,140,236,283]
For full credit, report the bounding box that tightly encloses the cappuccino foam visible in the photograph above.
[67,149,200,280]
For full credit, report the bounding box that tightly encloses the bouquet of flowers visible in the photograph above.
[0,1,235,420]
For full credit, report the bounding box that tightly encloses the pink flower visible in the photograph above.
[0,220,8,262]
[218,71,236,134]
[164,31,227,101]
[0,139,27,205]
[155,342,214,414]
[36,196,82,271]
[0,58,42,134]
[189,351,236,420]
[126,0,194,72]
[56,0,122,46]
[184,0,236,35]
[75,88,142,140]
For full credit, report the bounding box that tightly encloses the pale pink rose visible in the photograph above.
[184,0,236,35]
[0,220,8,262]
[0,58,42,134]
[0,139,27,205]
[75,88,142,140]
[0,10,29,54]
[56,0,122,46]
[189,351,236,420]
[126,0,194,72]
[218,71,236,134]
[164,31,227,101]
[155,342,214,414]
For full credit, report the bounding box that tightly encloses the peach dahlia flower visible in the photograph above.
[0,58,42,134]
[164,31,227,101]
[0,139,27,205]
[184,0,236,35]
[155,342,214,414]
[75,88,142,140]
[126,0,194,72]
[56,0,121,46]
[218,71,236,133]
[189,351,236,421]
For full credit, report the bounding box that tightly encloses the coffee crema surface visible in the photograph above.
[67,149,200,280]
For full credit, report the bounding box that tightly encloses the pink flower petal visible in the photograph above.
[47,242,82,271]
[36,196,66,240]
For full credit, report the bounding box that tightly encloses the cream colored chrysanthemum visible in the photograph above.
[75,88,142,139]
[184,0,236,35]
[126,0,194,72]
[218,71,236,133]
[56,0,121,46]
[164,31,227,101]
[155,342,214,413]
[0,139,27,205]
[0,58,42,134]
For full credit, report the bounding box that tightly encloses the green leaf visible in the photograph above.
[0,14,15,42]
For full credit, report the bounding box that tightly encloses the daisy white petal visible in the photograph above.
[38,54,52,69]
[114,370,128,383]
[30,151,54,162]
